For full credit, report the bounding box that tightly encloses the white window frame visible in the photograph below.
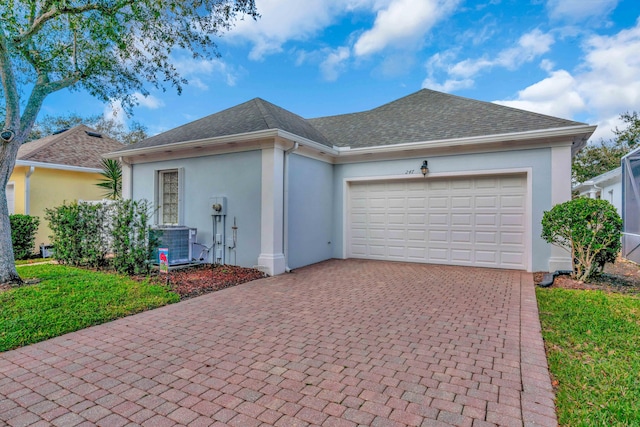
[155,168,184,225]
[6,181,15,215]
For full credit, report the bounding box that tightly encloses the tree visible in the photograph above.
[0,0,258,284]
[541,198,622,282]
[573,111,640,183]
[96,158,122,200]
[28,113,149,144]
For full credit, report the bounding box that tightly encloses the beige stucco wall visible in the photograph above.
[9,166,105,250]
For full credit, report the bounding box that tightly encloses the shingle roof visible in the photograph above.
[18,125,125,169]
[117,98,332,152]
[308,89,585,148]
[114,89,588,154]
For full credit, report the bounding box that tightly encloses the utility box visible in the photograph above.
[210,196,227,216]
[40,244,54,258]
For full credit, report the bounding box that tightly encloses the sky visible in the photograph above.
[41,0,640,143]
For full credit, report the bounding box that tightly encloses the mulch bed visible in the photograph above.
[534,257,640,295]
[2,263,266,299]
[149,264,267,300]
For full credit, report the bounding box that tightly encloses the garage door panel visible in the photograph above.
[429,230,448,242]
[428,213,448,225]
[451,249,472,262]
[348,174,527,270]
[476,214,497,226]
[428,196,449,209]
[501,214,524,227]
[452,214,472,226]
[452,231,472,243]
[476,196,498,208]
[501,231,524,245]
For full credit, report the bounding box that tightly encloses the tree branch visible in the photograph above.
[20,72,81,134]
[0,32,21,130]
[15,1,135,44]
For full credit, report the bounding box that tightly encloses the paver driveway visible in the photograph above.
[0,260,556,427]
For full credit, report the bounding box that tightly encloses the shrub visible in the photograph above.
[46,199,155,275]
[110,199,156,275]
[45,202,110,268]
[541,198,622,281]
[9,214,40,260]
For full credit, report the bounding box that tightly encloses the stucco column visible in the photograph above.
[548,145,573,271]
[121,160,132,200]
[258,147,286,275]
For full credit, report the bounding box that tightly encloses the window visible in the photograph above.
[157,169,183,225]
[6,183,14,215]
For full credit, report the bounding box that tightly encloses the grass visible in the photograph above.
[0,264,179,352]
[536,288,640,426]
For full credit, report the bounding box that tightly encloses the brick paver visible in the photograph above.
[0,260,557,426]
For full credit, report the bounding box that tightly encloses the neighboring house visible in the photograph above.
[107,89,596,275]
[621,147,640,264]
[573,167,622,215]
[7,125,124,249]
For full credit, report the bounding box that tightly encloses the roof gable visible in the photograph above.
[123,98,332,151]
[18,125,125,169]
[308,89,585,148]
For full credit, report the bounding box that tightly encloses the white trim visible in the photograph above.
[156,168,183,226]
[105,129,341,160]
[335,125,595,156]
[548,146,573,271]
[258,147,286,275]
[15,160,102,173]
[25,166,35,215]
[6,181,15,215]
[342,167,533,271]
[120,157,133,200]
[108,124,595,165]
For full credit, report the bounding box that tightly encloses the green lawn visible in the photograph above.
[537,288,640,426]
[0,264,179,352]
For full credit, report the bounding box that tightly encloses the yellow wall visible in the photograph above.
[8,166,28,215]
[9,166,106,250]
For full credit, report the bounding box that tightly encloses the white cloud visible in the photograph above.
[493,19,640,141]
[422,29,554,90]
[547,0,619,22]
[353,0,460,57]
[229,0,349,60]
[134,93,164,109]
[104,93,164,127]
[494,69,585,118]
[172,56,241,88]
[449,29,554,78]
[320,47,351,81]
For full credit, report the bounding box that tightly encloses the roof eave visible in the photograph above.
[15,160,102,173]
[334,124,596,156]
[105,128,339,159]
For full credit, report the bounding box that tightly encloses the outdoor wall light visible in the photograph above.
[420,160,429,177]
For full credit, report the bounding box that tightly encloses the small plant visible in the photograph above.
[96,158,122,200]
[541,198,622,281]
[9,214,40,260]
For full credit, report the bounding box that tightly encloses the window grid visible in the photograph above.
[161,171,179,224]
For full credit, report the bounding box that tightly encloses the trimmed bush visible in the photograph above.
[46,199,155,275]
[9,214,40,260]
[541,198,622,281]
[110,199,156,275]
[45,202,109,268]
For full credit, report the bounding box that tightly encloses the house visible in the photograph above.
[106,89,596,275]
[7,125,124,249]
[573,167,622,215]
[621,147,640,264]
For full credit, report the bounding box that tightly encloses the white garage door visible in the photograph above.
[6,183,14,215]
[348,174,528,270]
